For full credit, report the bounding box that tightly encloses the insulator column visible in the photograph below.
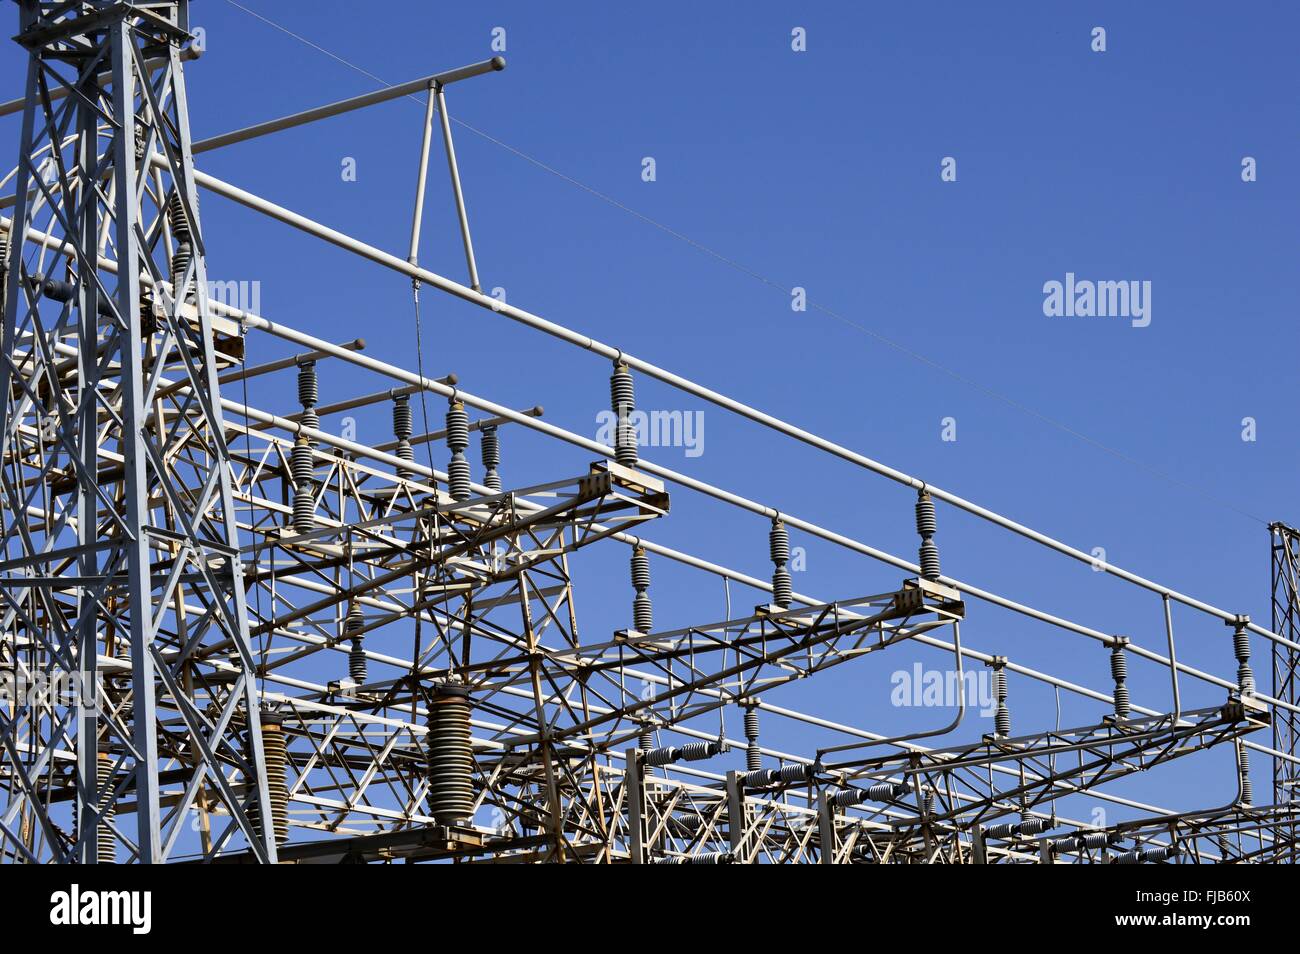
[631,545,653,634]
[772,763,814,785]
[255,711,290,846]
[290,436,315,534]
[427,686,474,825]
[743,702,762,773]
[610,361,639,467]
[1229,616,1254,696]
[769,518,792,609]
[167,189,194,299]
[480,424,501,492]
[915,490,941,581]
[1238,744,1253,806]
[96,751,115,864]
[639,722,655,752]
[392,394,414,480]
[989,656,1010,738]
[296,360,320,445]
[644,740,722,767]
[446,400,471,500]
[830,781,908,807]
[1075,831,1114,851]
[1109,636,1130,720]
[344,603,366,684]
[1116,844,1178,864]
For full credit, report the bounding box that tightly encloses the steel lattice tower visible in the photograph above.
[1271,524,1300,810]
[0,1,276,863]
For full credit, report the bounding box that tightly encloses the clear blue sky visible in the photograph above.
[4,1,1295,827]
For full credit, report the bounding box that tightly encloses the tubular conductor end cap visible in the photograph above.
[446,373,459,386]
[490,56,507,71]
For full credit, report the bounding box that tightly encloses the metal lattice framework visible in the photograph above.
[0,1,1294,864]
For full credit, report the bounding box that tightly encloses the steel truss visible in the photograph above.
[0,2,1294,864]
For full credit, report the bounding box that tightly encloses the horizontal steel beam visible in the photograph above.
[191,56,505,154]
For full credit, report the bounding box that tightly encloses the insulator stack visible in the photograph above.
[769,519,792,609]
[290,437,315,534]
[256,712,290,846]
[985,817,1046,839]
[167,190,194,297]
[610,361,638,467]
[1231,617,1255,696]
[1238,745,1252,806]
[644,746,673,767]
[743,703,761,772]
[670,815,704,835]
[922,789,935,817]
[638,722,655,752]
[773,763,813,785]
[170,242,192,295]
[830,788,862,809]
[645,740,722,767]
[631,546,653,634]
[684,851,733,865]
[1075,831,1114,850]
[1117,844,1178,864]
[167,190,191,241]
[96,752,115,864]
[990,658,1010,738]
[426,686,474,825]
[1110,637,1130,720]
[297,361,319,446]
[915,490,941,581]
[480,424,501,492]
[344,603,366,684]
[298,406,319,439]
[290,437,314,485]
[742,767,777,787]
[1218,834,1232,860]
[446,400,472,500]
[679,741,720,762]
[871,781,909,801]
[392,394,414,479]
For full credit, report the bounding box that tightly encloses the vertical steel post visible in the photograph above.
[626,747,645,864]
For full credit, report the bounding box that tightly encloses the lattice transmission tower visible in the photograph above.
[0,1,1292,864]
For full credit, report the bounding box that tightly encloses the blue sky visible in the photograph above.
[6,1,1296,828]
